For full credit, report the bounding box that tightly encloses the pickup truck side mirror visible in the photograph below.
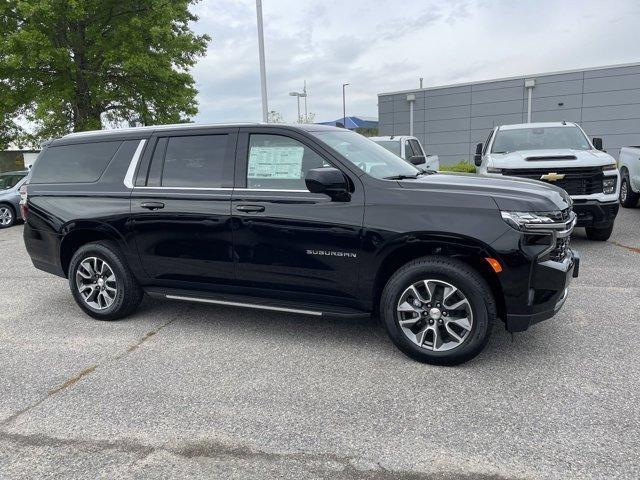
[474,143,483,167]
[305,167,350,201]
[592,137,603,151]
[409,155,426,165]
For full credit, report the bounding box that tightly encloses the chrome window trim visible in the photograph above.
[123,139,147,189]
[133,186,233,191]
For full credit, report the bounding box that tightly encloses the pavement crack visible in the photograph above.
[611,241,640,254]
[0,308,187,428]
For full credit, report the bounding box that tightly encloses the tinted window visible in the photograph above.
[247,134,329,190]
[409,139,424,156]
[30,141,122,183]
[404,141,415,159]
[161,135,228,188]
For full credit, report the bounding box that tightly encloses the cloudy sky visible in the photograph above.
[189,0,640,124]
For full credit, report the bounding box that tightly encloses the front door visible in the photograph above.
[231,128,365,303]
[131,127,237,288]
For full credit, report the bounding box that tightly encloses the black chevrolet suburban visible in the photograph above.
[23,124,579,365]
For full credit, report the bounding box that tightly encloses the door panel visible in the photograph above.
[130,128,237,287]
[231,129,365,300]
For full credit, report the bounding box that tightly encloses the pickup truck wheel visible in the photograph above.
[585,224,614,241]
[620,173,639,208]
[68,241,143,321]
[0,204,15,229]
[380,256,495,366]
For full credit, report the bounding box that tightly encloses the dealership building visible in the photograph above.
[377,62,640,165]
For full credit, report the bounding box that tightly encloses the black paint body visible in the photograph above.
[24,124,578,332]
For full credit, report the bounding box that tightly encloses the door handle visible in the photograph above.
[140,201,165,210]
[236,204,265,213]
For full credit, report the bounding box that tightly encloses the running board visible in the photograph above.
[144,288,369,318]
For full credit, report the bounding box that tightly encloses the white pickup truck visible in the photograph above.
[474,122,620,241]
[619,146,640,208]
[370,136,440,171]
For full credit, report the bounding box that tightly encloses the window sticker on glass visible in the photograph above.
[248,146,304,179]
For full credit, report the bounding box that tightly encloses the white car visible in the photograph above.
[370,136,440,171]
[618,146,640,208]
[474,122,620,241]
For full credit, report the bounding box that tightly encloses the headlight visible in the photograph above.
[500,211,560,230]
[602,163,617,171]
[603,177,616,194]
[486,167,503,174]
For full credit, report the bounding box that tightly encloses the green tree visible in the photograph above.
[0,0,210,148]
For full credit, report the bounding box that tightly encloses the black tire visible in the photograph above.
[68,241,143,320]
[620,171,640,208]
[0,204,16,229]
[585,224,614,241]
[380,256,495,366]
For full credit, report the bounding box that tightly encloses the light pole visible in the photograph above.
[256,0,268,122]
[342,83,349,129]
[289,91,307,123]
[303,80,308,121]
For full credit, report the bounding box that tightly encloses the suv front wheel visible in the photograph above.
[380,256,495,365]
[68,241,143,320]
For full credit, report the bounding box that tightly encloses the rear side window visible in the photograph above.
[30,141,122,183]
[0,174,25,189]
[161,135,228,188]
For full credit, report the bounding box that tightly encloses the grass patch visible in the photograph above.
[439,160,476,173]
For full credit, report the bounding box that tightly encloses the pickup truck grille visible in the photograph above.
[501,167,603,195]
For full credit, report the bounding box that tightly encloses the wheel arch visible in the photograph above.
[370,235,506,321]
[59,224,126,277]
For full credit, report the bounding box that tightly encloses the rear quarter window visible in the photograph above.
[30,141,122,184]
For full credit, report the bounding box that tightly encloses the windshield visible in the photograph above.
[491,126,591,153]
[312,131,419,179]
[372,140,401,156]
[0,173,25,190]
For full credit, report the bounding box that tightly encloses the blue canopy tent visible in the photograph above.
[317,116,378,130]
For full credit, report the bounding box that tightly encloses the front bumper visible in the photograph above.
[573,200,619,228]
[505,250,579,333]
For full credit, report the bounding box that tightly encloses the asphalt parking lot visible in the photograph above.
[1,209,639,480]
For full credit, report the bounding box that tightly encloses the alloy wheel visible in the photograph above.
[396,279,473,352]
[0,207,13,226]
[620,179,628,203]
[75,257,118,310]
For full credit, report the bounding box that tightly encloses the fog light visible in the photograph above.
[603,177,616,194]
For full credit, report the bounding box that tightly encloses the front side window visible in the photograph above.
[247,134,329,190]
[404,141,415,159]
[491,126,591,153]
[312,130,420,179]
[409,139,424,157]
[161,135,228,188]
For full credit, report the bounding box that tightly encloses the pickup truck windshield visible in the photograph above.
[373,140,401,156]
[312,131,419,179]
[491,126,591,153]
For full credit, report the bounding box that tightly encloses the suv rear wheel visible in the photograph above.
[380,256,495,365]
[68,241,143,320]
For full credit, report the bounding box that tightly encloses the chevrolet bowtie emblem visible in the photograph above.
[540,172,565,182]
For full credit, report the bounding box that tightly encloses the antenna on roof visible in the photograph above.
[561,120,567,125]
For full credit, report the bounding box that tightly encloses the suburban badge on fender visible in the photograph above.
[306,249,357,258]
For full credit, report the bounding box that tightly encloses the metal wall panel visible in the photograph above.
[378,63,640,164]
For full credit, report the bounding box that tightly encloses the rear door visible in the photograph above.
[231,127,364,303]
[131,127,237,287]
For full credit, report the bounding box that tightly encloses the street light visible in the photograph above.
[342,83,350,129]
[289,90,307,123]
[256,0,268,122]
